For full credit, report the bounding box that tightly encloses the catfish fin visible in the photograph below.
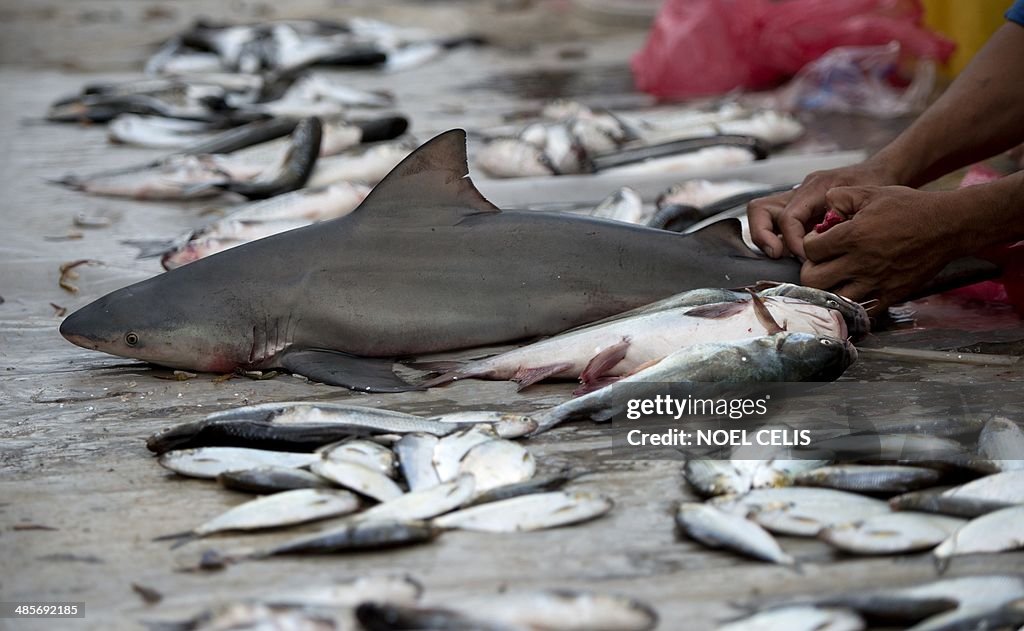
[512,362,574,391]
[684,300,747,319]
[747,290,786,334]
[279,349,421,392]
[350,129,500,224]
[688,218,761,259]
[579,339,631,384]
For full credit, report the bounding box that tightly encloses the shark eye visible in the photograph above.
[125,332,139,347]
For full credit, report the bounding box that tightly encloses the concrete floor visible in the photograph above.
[2,3,1024,630]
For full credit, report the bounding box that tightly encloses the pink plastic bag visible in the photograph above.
[632,0,954,101]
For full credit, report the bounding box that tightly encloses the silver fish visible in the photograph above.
[306,140,414,187]
[319,439,397,478]
[718,606,865,631]
[675,502,795,565]
[359,474,475,522]
[217,466,331,494]
[432,425,499,482]
[820,512,964,555]
[188,488,360,537]
[794,465,941,494]
[889,487,1015,518]
[267,574,423,608]
[941,470,1024,503]
[433,491,613,533]
[310,460,403,502]
[933,505,1024,562]
[464,471,575,507]
[428,411,538,439]
[978,416,1024,471]
[657,179,767,210]
[166,602,335,631]
[358,589,658,631]
[256,519,438,557]
[158,447,319,479]
[684,460,752,497]
[207,402,456,436]
[599,146,756,177]
[459,440,535,495]
[590,187,646,224]
[714,488,890,537]
[394,433,441,492]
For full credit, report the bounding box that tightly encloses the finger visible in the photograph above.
[824,186,874,217]
[778,186,827,259]
[747,193,791,258]
[803,220,856,263]
[801,257,852,291]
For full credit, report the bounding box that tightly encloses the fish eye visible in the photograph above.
[826,299,839,308]
[125,332,139,346]
[820,338,833,346]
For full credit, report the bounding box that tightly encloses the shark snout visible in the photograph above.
[59,309,100,350]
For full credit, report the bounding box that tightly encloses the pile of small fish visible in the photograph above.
[476,101,805,178]
[146,402,614,564]
[674,416,1024,629]
[148,575,658,631]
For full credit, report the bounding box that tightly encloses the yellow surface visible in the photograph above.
[923,0,1014,75]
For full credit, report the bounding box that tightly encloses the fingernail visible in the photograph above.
[764,246,775,258]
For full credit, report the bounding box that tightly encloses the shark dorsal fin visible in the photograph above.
[351,129,500,222]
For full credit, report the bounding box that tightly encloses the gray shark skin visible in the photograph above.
[59,129,801,391]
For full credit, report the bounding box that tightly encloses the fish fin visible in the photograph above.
[348,129,500,223]
[512,362,575,390]
[120,239,179,259]
[572,376,621,396]
[684,300,748,319]
[279,349,422,392]
[688,219,761,259]
[746,289,786,334]
[579,339,631,383]
[419,369,468,389]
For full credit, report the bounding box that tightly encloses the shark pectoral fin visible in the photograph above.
[347,129,501,225]
[279,349,422,392]
[579,339,631,384]
[689,218,761,259]
[512,362,575,391]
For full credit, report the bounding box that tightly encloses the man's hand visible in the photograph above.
[748,160,900,260]
[800,185,965,310]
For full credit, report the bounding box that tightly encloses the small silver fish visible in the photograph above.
[714,488,889,537]
[318,439,397,478]
[217,466,330,494]
[590,187,646,224]
[208,401,456,436]
[794,465,941,494]
[256,519,438,557]
[459,439,535,496]
[933,505,1024,562]
[889,487,1015,518]
[978,417,1024,471]
[310,460,403,502]
[187,488,361,537]
[434,491,613,533]
[428,411,538,439]
[675,502,795,565]
[718,606,865,631]
[432,424,499,482]
[941,470,1024,503]
[359,474,475,522]
[158,447,319,479]
[267,574,423,608]
[820,512,964,555]
[394,433,441,492]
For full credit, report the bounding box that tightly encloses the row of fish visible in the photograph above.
[149,575,657,631]
[148,402,613,564]
[475,101,805,178]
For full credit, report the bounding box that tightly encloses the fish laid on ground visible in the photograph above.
[394,433,440,492]
[889,487,1016,518]
[589,187,646,224]
[713,488,890,537]
[458,440,535,495]
[359,474,475,522]
[463,471,575,507]
[819,512,965,555]
[941,470,1024,503]
[356,589,658,631]
[718,606,865,631]
[158,447,319,479]
[533,333,856,433]
[310,459,403,502]
[267,574,423,608]
[977,416,1024,471]
[793,465,942,494]
[154,602,335,631]
[59,129,809,392]
[428,411,537,439]
[253,519,438,557]
[933,505,1024,563]
[217,466,330,493]
[146,403,456,453]
[657,179,768,211]
[433,491,613,533]
[304,140,414,187]
[319,439,397,478]
[684,458,829,498]
[171,488,361,539]
[675,503,795,565]
[598,146,757,177]
[432,425,499,482]
[423,293,847,391]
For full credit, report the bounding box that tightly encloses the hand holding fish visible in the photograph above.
[746,159,900,259]
[800,185,969,310]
